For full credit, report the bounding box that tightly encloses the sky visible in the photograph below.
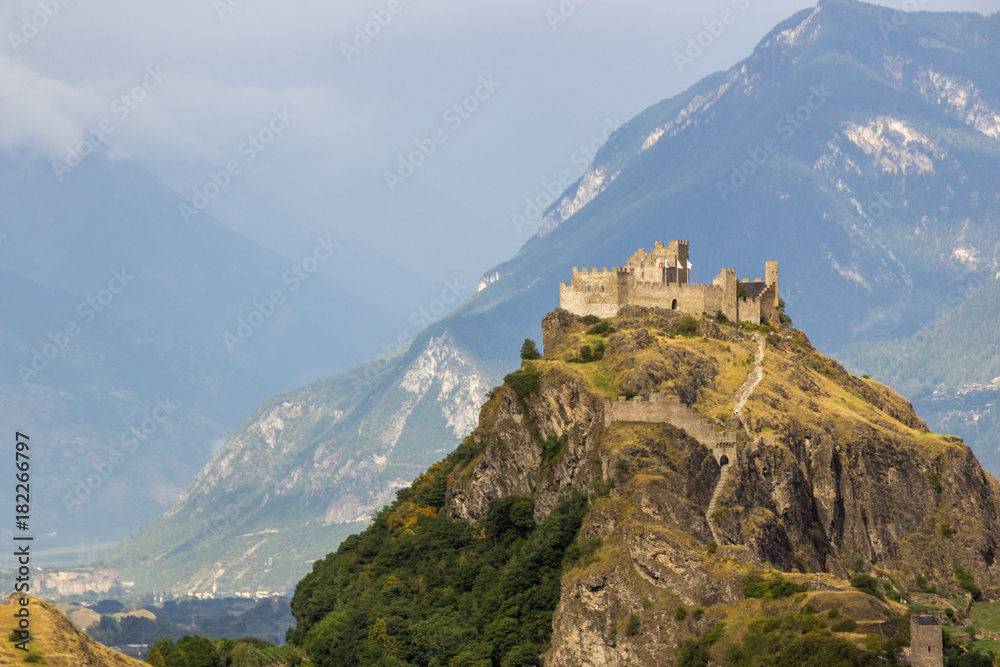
[2,0,998,317]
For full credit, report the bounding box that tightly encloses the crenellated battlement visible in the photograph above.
[560,241,778,325]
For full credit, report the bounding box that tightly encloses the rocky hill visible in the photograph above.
[0,594,144,667]
[286,307,1000,665]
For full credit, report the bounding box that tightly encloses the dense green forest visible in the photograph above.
[285,442,589,667]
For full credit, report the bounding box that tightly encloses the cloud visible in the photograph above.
[0,54,95,157]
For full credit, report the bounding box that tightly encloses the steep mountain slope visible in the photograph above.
[0,151,403,549]
[108,333,493,593]
[286,307,1000,666]
[110,0,1000,594]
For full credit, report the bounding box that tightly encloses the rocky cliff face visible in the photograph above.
[34,568,124,599]
[442,306,1000,665]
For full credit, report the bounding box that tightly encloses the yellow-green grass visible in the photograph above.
[971,602,1000,632]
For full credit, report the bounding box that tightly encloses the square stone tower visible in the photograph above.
[765,261,779,309]
[909,615,943,667]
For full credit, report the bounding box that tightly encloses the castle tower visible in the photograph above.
[909,615,943,667]
[673,241,690,285]
[765,261,780,309]
[712,268,738,323]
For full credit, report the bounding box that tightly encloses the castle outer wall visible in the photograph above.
[559,241,778,325]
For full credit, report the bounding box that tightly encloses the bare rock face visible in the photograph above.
[34,568,124,599]
[448,366,605,523]
[444,305,1000,665]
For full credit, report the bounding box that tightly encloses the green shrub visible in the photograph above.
[586,321,615,336]
[953,564,981,599]
[850,573,885,600]
[777,299,792,326]
[676,315,698,336]
[707,541,718,555]
[614,459,628,476]
[23,647,45,663]
[580,315,601,326]
[742,572,807,600]
[830,619,857,633]
[678,623,724,667]
[915,573,938,595]
[641,598,652,610]
[940,523,953,538]
[692,607,705,621]
[519,338,541,360]
[572,340,606,363]
[675,605,688,621]
[504,366,541,401]
[626,613,641,636]
[802,604,816,615]
[715,310,731,325]
[827,608,839,619]
[927,469,943,494]
[541,433,568,463]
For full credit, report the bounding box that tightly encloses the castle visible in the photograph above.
[559,241,779,324]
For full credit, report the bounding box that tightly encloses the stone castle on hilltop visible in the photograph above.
[559,241,779,325]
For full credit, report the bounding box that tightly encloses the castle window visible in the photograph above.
[600,285,605,292]
[671,299,678,310]
[587,285,591,292]
[640,261,644,268]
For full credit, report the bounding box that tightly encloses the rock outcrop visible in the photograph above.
[442,306,1000,665]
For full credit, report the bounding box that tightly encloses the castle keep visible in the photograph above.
[559,241,779,324]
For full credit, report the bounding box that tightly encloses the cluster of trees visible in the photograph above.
[145,635,302,667]
[287,452,589,667]
[676,611,909,666]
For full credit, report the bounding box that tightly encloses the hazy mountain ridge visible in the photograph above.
[108,333,492,593]
[0,147,409,550]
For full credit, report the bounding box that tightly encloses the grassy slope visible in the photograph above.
[0,595,145,667]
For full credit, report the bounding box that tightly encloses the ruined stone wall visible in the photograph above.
[738,297,762,325]
[759,284,779,324]
[604,393,737,463]
[628,282,723,316]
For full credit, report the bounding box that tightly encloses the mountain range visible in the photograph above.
[0,148,413,550]
[103,0,1000,595]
